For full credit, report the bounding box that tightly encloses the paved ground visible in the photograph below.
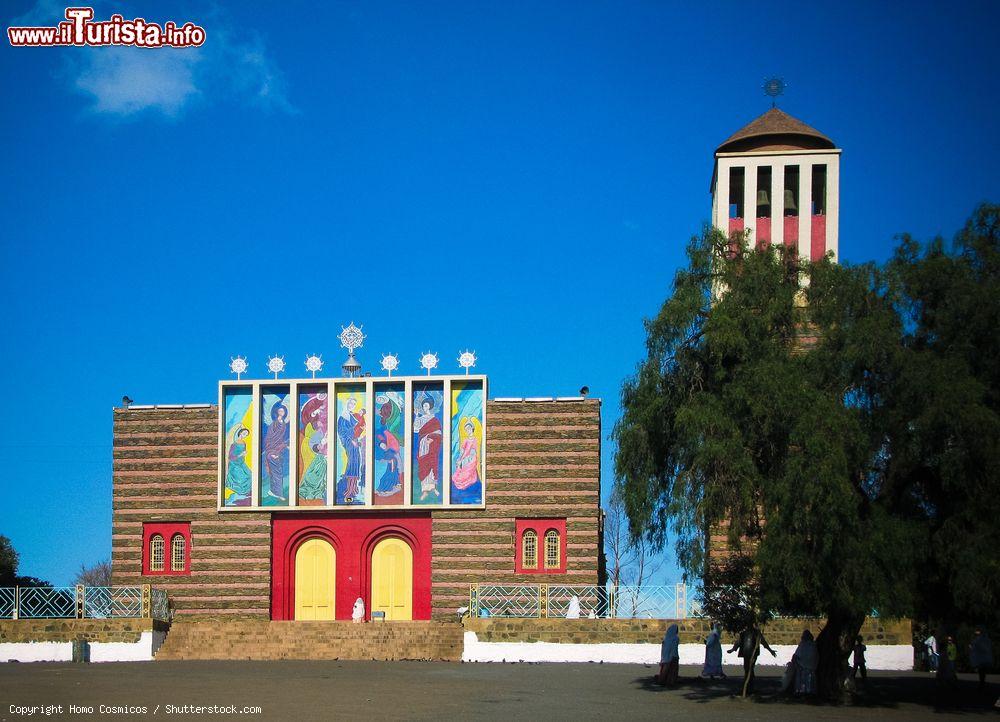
[1,662,997,721]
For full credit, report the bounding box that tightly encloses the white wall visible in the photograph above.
[0,630,164,663]
[461,633,913,670]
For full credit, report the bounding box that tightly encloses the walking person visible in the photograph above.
[852,635,868,687]
[728,623,777,696]
[658,624,680,687]
[701,622,725,679]
[969,628,994,691]
[925,633,939,673]
[939,635,958,684]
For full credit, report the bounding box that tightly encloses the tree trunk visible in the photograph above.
[815,611,865,699]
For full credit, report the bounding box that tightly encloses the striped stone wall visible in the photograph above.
[111,397,603,621]
[111,407,272,618]
[430,399,602,619]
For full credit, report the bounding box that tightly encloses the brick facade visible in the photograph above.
[111,398,602,620]
[464,617,912,646]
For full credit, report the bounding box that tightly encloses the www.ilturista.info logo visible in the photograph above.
[8,7,206,47]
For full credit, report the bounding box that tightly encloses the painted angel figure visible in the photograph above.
[413,392,443,501]
[450,417,482,504]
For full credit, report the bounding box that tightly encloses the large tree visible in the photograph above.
[885,204,1000,631]
[614,226,921,696]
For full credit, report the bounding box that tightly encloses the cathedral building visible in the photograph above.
[111,368,602,621]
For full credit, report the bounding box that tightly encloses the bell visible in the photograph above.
[756,189,770,209]
[783,189,797,214]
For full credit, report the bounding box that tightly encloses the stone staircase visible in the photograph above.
[154,620,464,661]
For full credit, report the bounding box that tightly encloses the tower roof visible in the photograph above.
[716,108,835,154]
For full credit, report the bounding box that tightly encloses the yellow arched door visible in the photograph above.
[295,538,335,620]
[371,537,413,621]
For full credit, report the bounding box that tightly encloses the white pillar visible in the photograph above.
[744,162,757,245]
[771,163,784,248]
[826,157,840,261]
[798,163,812,260]
[715,159,730,233]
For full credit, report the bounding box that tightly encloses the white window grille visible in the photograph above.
[544,530,560,569]
[170,534,186,572]
[149,535,165,572]
[522,530,537,569]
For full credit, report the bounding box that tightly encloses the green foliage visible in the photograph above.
[616,204,1000,650]
[0,535,18,587]
[884,203,1000,628]
[615,226,921,625]
[700,554,769,633]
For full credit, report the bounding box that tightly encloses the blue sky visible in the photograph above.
[1,1,997,585]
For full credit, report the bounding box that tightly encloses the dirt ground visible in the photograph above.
[1,661,997,721]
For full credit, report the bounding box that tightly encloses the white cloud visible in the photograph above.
[74,49,200,117]
[11,1,295,118]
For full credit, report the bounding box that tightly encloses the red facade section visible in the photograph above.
[271,512,433,621]
[514,518,567,574]
[756,216,771,247]
[810,214,827,260]
[784,216,798,250]
[141,522,191,576]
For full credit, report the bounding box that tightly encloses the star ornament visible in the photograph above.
[380,353,400,376]
[229,356,248,379]
[267,355,286,378]
[305,354,324,377]
[339,323,366,354]
[419,352,439,375]
[458,350,477,374]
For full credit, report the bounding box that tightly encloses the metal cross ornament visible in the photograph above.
[380,353,400,377]
[763,77,786,107]
[457,350,477,375]
[229,356,248,380]
[419,352,439,376]
[267,355,286,379]
[338,323,366,354]
[304,354,324,379]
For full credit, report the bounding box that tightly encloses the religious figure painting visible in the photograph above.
[373,384,405,505]
[223,388,253,507]
[412,383,444,504]
[336,385,367,505]
[260,388,291,507]
[450,381,484,504]
[297,387,328,506]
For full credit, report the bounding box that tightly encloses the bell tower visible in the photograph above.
[711,107,840,261]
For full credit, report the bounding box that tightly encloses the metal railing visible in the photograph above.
[0,585,170,621]
[470,583,698,619]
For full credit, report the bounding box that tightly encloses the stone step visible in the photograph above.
[155,621,464,661]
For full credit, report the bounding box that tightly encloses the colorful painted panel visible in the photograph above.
[223,387,253,507]
[260,387,291,507]
[373,384,405,505]
[335,384,367,505]
[297,386,329,506]
[450,380,484,504]
[412,383,444,504]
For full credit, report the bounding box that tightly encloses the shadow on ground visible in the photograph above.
[632,665,999,715]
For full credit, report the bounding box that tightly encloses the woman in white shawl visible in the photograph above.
[791,629,819,694]
[566,596,581,619]
[352,597,365,623]
[701,623,725,679]
[658,624,680,686]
